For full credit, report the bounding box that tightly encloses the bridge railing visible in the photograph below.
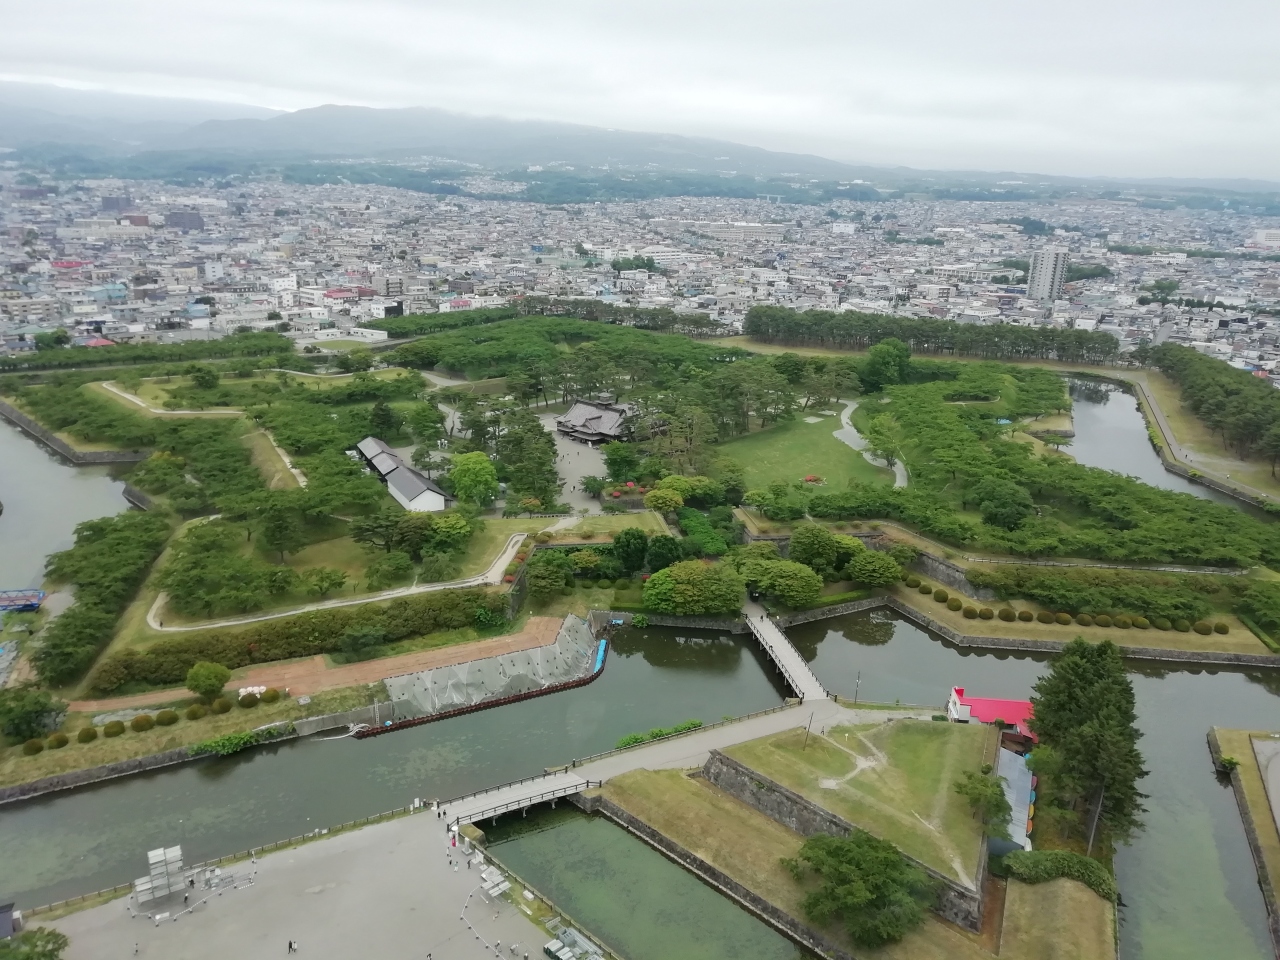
[448,780,601,828]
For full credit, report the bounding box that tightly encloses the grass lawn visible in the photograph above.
[85,380,240,417]
[458,517,554,577]
[242,428,301,489]
[724,719,995,886]
[1214,728,1280,905]
[0,685,380,789]
[1000,878,1115,960]
[598,769,993,960]
[529,584,642,619]
[890,584,1271,656]
[552,511,669,540]
[714,413,892,490]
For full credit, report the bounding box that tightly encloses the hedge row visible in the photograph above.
[676,508,729,556]
[88,588,505,693]
[1001,850,1117,901]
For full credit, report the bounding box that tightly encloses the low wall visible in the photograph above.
[910,553,995,600]
[596,610,749,633]
[0,398,149,464]
[0,746,208,805]
[572,793,858,960]
[703,751,984,932]
[773,597,884,628]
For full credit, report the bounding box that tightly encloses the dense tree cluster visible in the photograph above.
[744,305,1120,364]
[642,560,746,615]
[965,565,1229,622]
[0,331,296,373]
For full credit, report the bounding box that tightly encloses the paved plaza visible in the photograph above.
[52,812,549,960]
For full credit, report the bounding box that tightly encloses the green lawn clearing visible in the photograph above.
[724,719,995,886]
[458,518,554,577]
[1000,878,1115,960]
[713,412,892,490]
[553,511,669,540]
[242,428,301,489]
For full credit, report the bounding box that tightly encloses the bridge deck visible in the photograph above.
[744,601,829,701]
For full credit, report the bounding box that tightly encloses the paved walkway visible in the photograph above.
[146,533,527,632]
[69,618,565,713]
[51,812,548,960]
[835,399,909,487]
[743,601,829,700]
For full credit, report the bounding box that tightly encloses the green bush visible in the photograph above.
[185,704,208,721]
[978,607,994,620]
[77,726,98,743]
[130,714,155,732]
[1174,619,1191,632]
[47,732,69,749]
[560,586,572,596]
[918,583,932,594]
[1017,610,1034,622]
[596,578,613,589]
[211,698,232,714]
[239,693,260,708]
[615,579,630,590]
[947,597,963,611]
[1055,612,1072,625]
[1155,617,1172,630]
[1193,621,1213,635]
[1214,621,1230,634]
[631,614,650,628]
[998,608,1016,622]
[1115,615,1132,629]
[1095,614,1112,627]
[261,688,281,703]
[1133,617,1150,629]
[1002,850,1118,901]
[905,576,921,588]
[933,589,949,602]
[1036,611,1054,624]
[1076,613,1094,626]
[156,709,179,726]
[22,738,44,755]
[963,605,978,619]
[103,720,126,737]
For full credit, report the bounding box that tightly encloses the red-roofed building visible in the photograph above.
[947,687,1036,740]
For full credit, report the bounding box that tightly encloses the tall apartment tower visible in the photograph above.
[1027,246,1069,300]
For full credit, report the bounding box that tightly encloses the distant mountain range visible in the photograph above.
[2,81,1279,195]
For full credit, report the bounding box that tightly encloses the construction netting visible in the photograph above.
[383,614,599,721]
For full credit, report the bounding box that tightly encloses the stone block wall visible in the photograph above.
[702,751,984,932]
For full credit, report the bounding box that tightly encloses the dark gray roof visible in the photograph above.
[555,402,634,439]
[357,436,452,506]
[357,436,395,460]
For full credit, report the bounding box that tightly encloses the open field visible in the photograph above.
[552,511,669,540]
[598,769,995,960]
[724,719,995,885]
[999,878,1115,960]
[0,685,380,789]
[241,427,302,489]
[458,517,553,576]
[1214,727,1280,910]
[890,584,1271,656]
[714,412,892,490]
[530,583,644,618]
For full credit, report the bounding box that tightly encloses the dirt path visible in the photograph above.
[68,616,564,712]
[835,399,909,487]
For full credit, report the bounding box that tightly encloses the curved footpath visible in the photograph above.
[835,399,909,487]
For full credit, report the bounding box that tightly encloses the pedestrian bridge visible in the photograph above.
[743,602,829,701]
[443,771,595,828]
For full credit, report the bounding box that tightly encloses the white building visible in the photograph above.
[1028,247,1070,301]
[355,437,454,513]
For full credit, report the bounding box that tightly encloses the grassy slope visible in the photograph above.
[724,720,993,885]
[1000,878,1115,960]
[1215,728,1280,907]
[598,769,993,960]
[714,412,892,490]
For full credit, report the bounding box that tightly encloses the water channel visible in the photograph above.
[2,390,1279,960]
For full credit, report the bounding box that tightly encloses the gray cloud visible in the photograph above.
[4,0,1279,178]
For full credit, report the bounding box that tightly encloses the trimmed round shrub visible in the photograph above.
[963,605,978,619]
[614,579,629,590]
[156,710,179,726]
[560,586,573,596]
[1154,617,1172,631]
[1134,617,1150,630]
[211,698,232,715]
[978,607,994,620]
[1036,611,1054,624]
[185,704,208,721]
[239,693,260,708]
[77,726,98,743]
[1076,613,1094,626]
[1055,612,1072,625]
[918,583,932,594]
[22,739,43,756]
[1017,609,1034,622]
[1174,619,1191,632]
[1193,621,1213,635]
[1214,621,1230,634]
[534,531,552,543]
[947,597,963,611]
[130,714,155,732]
[933,588,949,602]
[47,732,69,749]
[261,688,281,704]
[905,576,921,588]
[1115,615,1132,629]
[1095,614,1112,627]
[998,608,1016,622]
[104,720,126,737]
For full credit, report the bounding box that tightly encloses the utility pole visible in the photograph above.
[853,671,861,706]
[802,712,815,751]
[1086,783,1106,857]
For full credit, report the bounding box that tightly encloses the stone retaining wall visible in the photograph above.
[0,398,149,464]
[0,746,208,805]
[595,610,749,633]
[702,751,984,932]
[572,792,858,960]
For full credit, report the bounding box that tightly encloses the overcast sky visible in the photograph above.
[4,0,1279,180]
